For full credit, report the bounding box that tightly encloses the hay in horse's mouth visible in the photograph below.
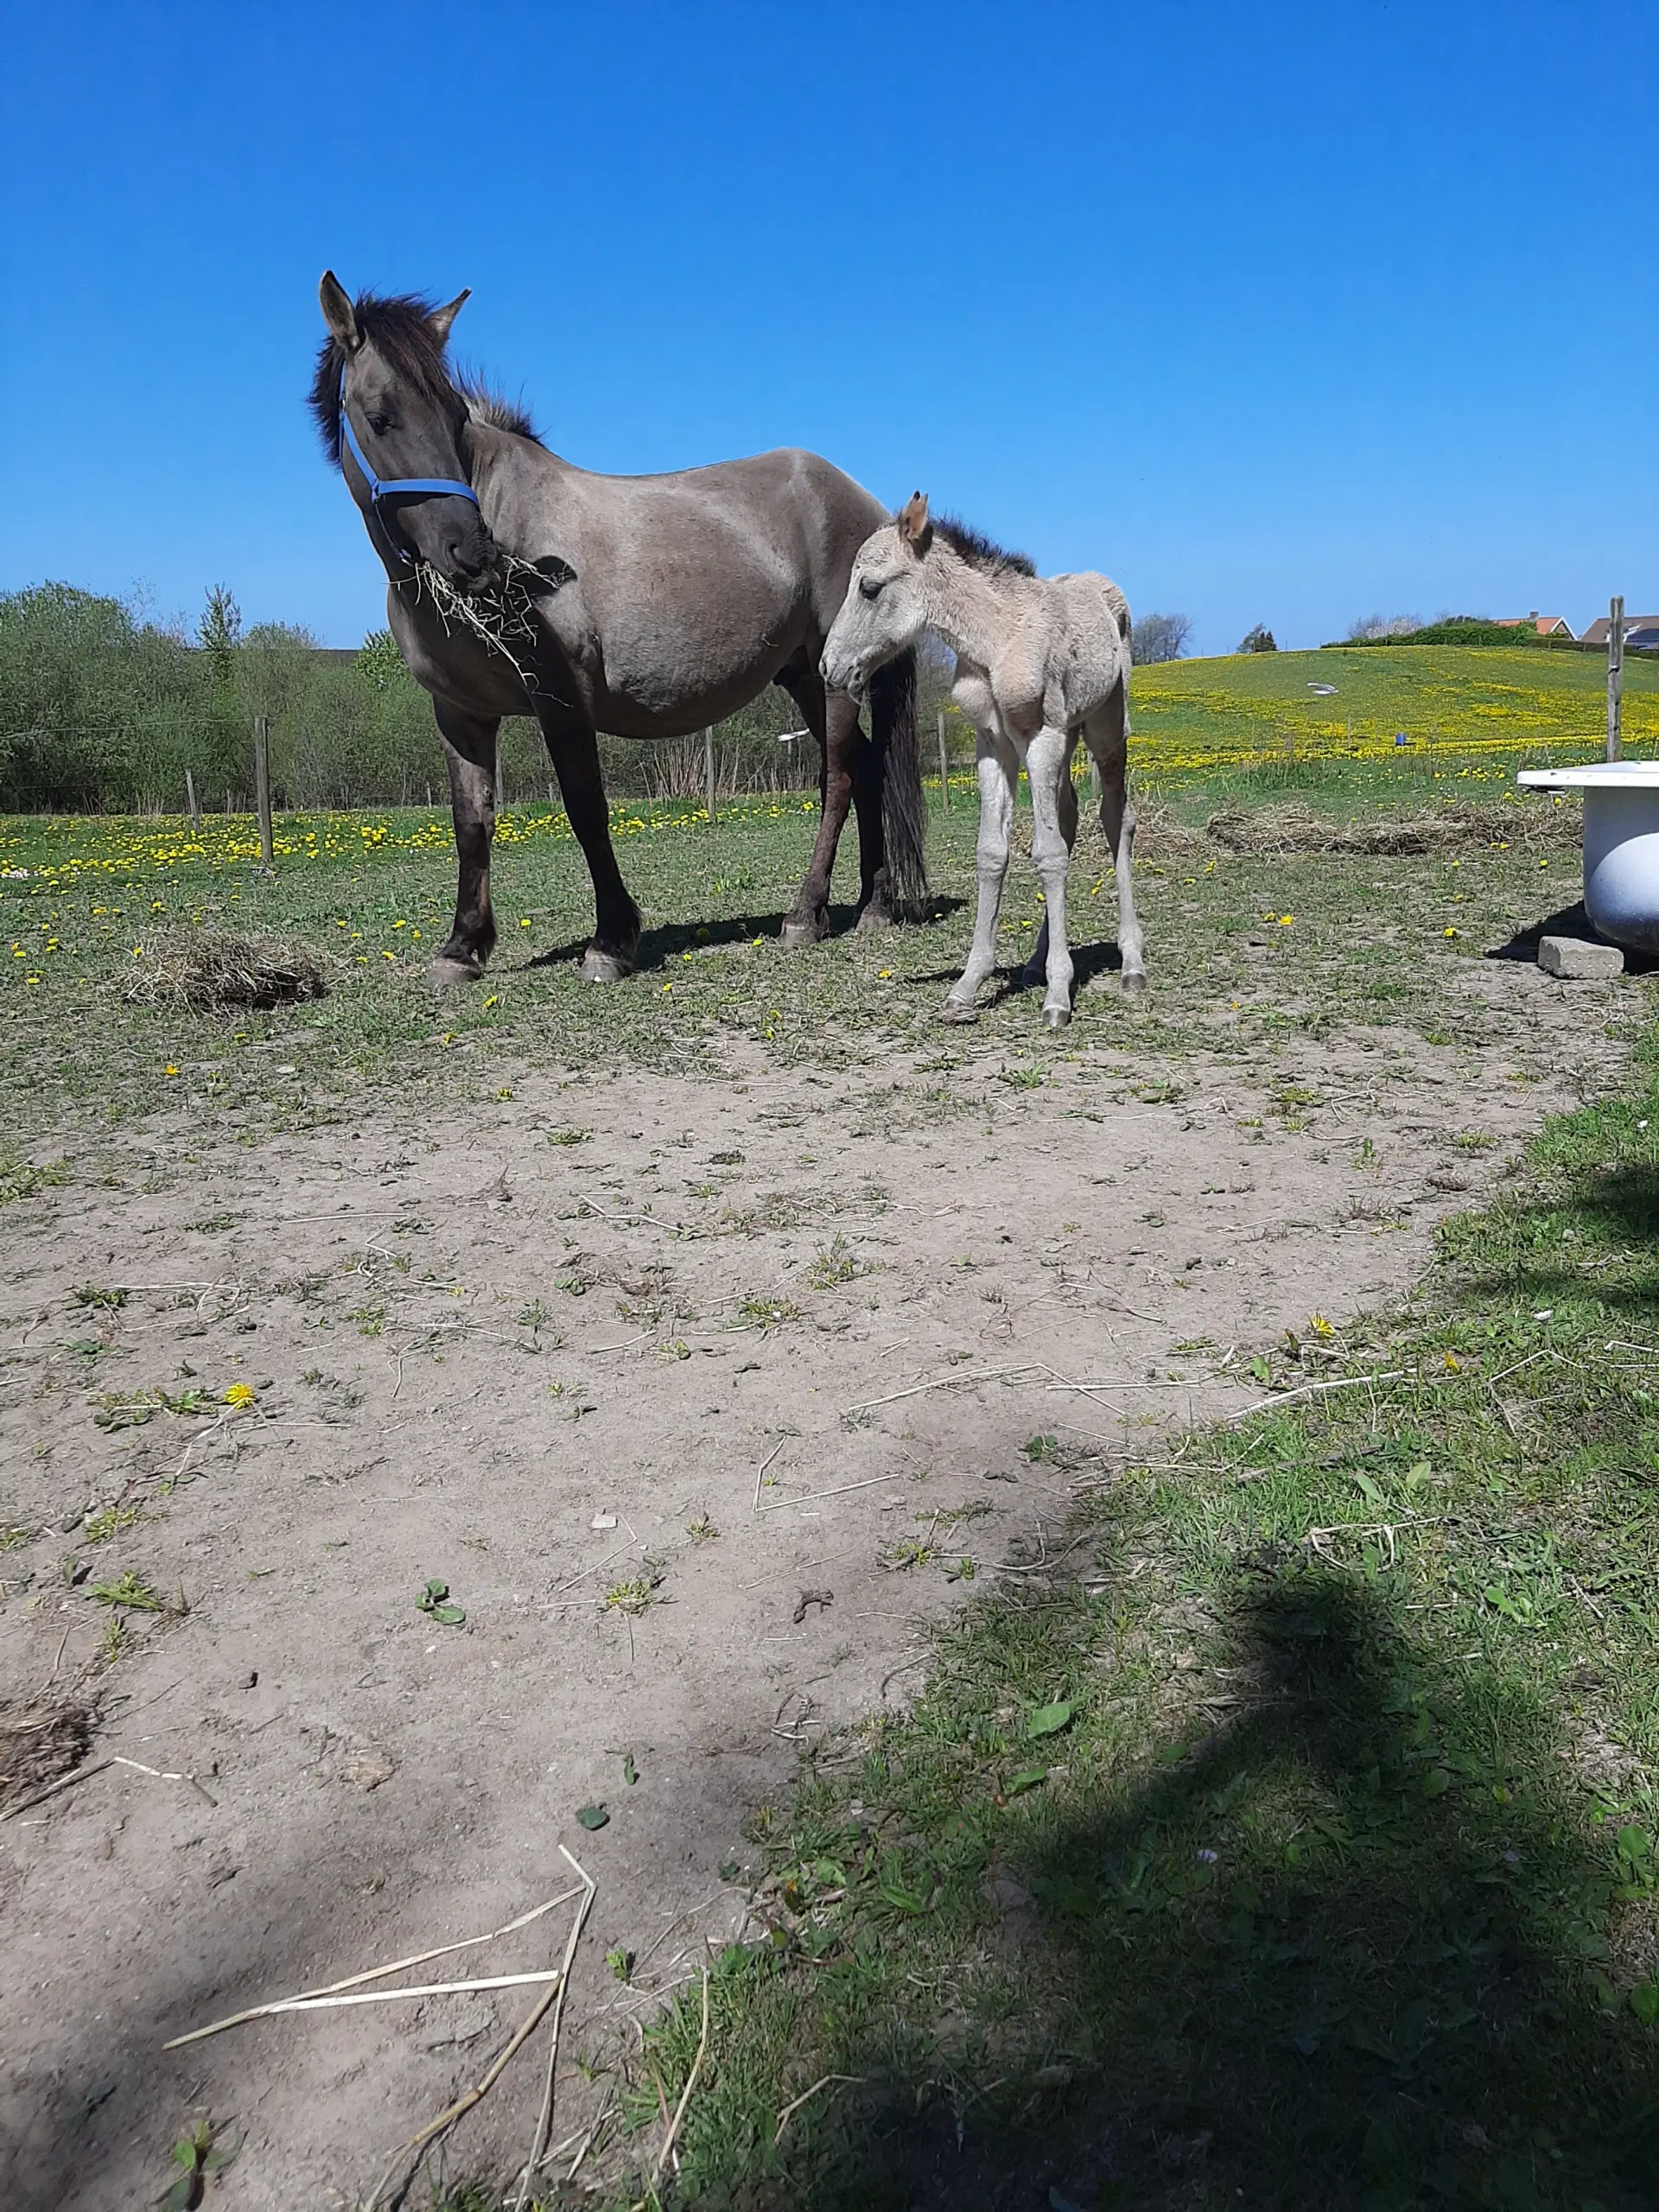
[415,559,543,688]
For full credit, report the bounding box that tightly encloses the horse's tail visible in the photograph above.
[871,646,929,914]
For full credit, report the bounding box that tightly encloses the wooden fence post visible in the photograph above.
[252,713,274,865]
[1607,594,1624,763]
[495,737,508,814]
[185,768,200,831]
[705,726,716,823]
[937,709,950,809]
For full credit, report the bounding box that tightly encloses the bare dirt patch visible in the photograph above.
[0,952,1630,2210]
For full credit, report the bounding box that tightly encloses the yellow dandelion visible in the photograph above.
[164,1064,180,1077]
[223,1382,256,1407]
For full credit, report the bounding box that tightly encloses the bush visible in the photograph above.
[0,582,855,814]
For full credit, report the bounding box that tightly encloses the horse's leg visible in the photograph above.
[1020,734,1080,993]
[779,666,858,947]
[942,728,1019,1022]
[1025,724,1077,1028]
[431,698,501,988]
[536,706,643,982]
[851,677,893,930]
[1085,680,1147,994]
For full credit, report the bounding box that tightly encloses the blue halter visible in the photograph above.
[338,379,480,568]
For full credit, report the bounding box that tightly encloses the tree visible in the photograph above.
[196,583,242,668]
[355,629,406,692]
[1237,626,1277,654]
[1132,611,1192,665]
[1345,612,1421,642]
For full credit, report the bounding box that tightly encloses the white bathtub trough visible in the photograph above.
[1516,761,1659,953]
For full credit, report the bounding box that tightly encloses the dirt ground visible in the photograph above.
[0,952,1631,2210]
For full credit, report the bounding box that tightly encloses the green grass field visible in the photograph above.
[6,644,1659,2209]
[3,645,1643,1159]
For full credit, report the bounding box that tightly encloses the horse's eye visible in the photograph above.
[367,413,393,436]
[859,576,884,601]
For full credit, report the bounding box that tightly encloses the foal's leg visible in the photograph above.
[779,665,859,947]
[1025,723,1078,1028]
[943,728,1020,1021]
[536,704,644,982]
[1084,682,1146,993]
[431,698,502,988]
[1020,734,1080,993]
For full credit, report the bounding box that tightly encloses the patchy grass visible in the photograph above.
[581,1024,1659,2209]
[3,652,1648,1155]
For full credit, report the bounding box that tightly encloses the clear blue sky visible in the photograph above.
[2,2,1653,656]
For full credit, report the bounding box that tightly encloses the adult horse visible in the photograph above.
[308,275,926,985]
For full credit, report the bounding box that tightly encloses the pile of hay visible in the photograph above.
[0,1700,92,1811]
[1203,801,1581,859]
[124,931,330,1014]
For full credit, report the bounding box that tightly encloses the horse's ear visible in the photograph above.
[898,490,931,552]
[319,271,361,353]
[429,289,471,345]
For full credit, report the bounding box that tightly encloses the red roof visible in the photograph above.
[1495,613,1573,635]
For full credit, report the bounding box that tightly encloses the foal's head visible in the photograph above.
[820,492,938,698]
[822,493,1037,697]
[309,272,503,592]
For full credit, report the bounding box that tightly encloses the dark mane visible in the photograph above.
[307,289,543,467]
[931,513,1037,579]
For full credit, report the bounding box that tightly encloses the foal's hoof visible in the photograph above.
[939,998,979,1026]
[428,955,483,992]
[580,948,632,984]
[780,917,826,950]
[1042,1004,1072,1032]
[1121,969,1149,998]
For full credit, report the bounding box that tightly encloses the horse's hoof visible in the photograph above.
[1121,969,1149,997]
[1042,1005,1072,1032]
[940,998,979,1026]
[855,905,894,934]
[428,956,482,991]
[780,918,826,950]
[581,948,632,984]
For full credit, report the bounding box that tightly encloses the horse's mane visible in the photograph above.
[308,289,543,467]
[931,513,1037,579]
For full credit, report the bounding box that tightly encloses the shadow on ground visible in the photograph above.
[690,1572,1659,2212]
[1487,902,1659,975]
[519,900,969,976]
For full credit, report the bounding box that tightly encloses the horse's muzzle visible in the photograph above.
[447,528,505,595]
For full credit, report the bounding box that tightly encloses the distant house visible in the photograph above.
[1494,611,1574,636]
[1581,613,1659,646]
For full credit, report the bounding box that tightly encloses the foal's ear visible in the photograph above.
[898,490,931,551]
[429,288,471,344]
[319,271,362,353]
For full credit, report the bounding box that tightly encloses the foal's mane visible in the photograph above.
[931,513,1037,580]
[308,289,543,467]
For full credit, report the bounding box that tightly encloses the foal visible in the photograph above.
[822,493,1144,1029]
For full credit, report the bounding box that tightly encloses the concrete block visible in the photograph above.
[1538,934,1624,979]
